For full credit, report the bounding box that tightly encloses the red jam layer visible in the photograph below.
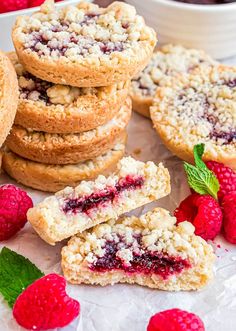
[89,239,191,279]
[63,175,144,214]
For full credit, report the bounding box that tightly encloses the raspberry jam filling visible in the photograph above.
[20,72,52,104]
[89,239,191,279]
[63,175,144,214]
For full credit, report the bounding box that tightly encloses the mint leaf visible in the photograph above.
[0,247,44,308]
[184,143,220,200]
[193,144,208,170]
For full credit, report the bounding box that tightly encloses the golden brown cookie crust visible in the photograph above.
[150,65,236,170]
[131,94,152,118]
[3,139,126,193]
[0,51,19,148]
[8,52,129,133]
[6,98,131,164]
[12,1,156,87]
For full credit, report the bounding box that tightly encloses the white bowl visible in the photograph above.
[126,0,236,59]
[0,0,89,52]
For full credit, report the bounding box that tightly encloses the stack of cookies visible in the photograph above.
[2,0,156,192]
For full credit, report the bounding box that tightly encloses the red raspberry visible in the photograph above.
[174,193,222,240]
[147,308,205,331]
[13,273,80,330]
[28,0,61,8]
[0,0,28,13]
[0,185,33,241]
[222,191,236,244]
[205,161,236,201]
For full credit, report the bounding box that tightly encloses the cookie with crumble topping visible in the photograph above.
[27,157,171,245]
[0,51,18,148]
[8,52,129,134]
[61,207,215,291]
[150,65,236,169]
[131,44,216,118]
[6,98,131,165]
[12,0,156,87]
[2,139,126,193]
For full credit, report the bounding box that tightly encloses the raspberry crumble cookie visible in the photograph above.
[61,208,215,290]
[6,98,131,164]
[8,52,129,134]
[12,0,156,87]
[150,65,236,169]
[131,44,216,118]
[27,157,170,245]
[2,139,126,193]
[0,51,18,148]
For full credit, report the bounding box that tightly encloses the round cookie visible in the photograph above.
[6,98,131,165]
[8,52,129,134]
[131,44,217,118]
[12,1,156,87]
[150,65,236,169]
[0,51,19,147]
[3,140,126,192]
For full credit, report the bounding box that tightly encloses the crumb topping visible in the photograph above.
[11,53,128,106]
[131,44,216,98]
[151,65,236,146]
[14,1,156,62]
[63,208,212,279]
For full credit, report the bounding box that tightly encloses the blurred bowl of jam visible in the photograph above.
[126,0,236,59]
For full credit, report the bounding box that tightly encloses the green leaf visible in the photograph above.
[184,163,219,199]
[184,143,220,200]
[0,247,44,308]
[193,144,208,170]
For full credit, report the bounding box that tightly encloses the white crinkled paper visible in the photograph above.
[0,111,236,331]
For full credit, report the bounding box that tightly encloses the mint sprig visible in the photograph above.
[0,247,44,308]
[184,144,220,200]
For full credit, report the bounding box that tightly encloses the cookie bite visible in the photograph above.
[6,98,131,164]
[0,51,19,148]
[2,139,126,193]
[131,44,216,117]
[8,52,129,134]
[150,65,236,169]
[62,208,215,291]
[12,0,156,87]
[27,157,170,245]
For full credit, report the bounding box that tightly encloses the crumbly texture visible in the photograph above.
[12,1,156,87]
[61,207,215,291]
[150,65,236,169]
[27,157,171,245]
[131,44,216,118]
[0,51,19,148]
[6,98,131,164]
[8,52,129,133]
[3,139,126,193]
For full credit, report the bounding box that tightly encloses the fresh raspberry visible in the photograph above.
[147,308,205,331]
[0,0,28,13]
[174,193,222,240]
[13,273,80,330]
[222,191,236,244]
[205,161,236,201]
[0,185,33,241]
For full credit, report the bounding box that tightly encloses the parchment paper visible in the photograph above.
[0,111,235,331]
